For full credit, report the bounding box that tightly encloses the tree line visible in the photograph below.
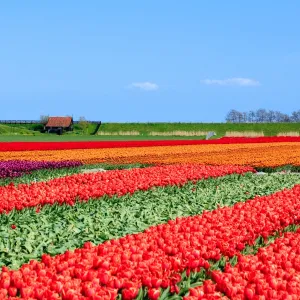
[225,109,300,123]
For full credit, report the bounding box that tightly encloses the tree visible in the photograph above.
[256,109,268,123]
[247,110,256,123]
[291,110,300,122]
[274,111,290,122]
[282,114,291,122]
[78,116,89,134]
[225,109,240,123]
[268,110,276,122]
[225,109,299,123]
[236,111,244,123]
[40,115,49,125]
[242,112,248,123]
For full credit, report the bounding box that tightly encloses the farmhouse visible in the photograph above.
[44,116,73,134]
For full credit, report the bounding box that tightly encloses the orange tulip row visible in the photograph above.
[0,142,299,167]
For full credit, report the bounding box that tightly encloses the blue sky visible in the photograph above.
[0,1,299,122]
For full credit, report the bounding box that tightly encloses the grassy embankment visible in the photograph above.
[0,122,299,141]
[98,122,300,137]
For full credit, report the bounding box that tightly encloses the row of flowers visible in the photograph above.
[3,170,296,271]
[103,143,300,168]
[0,164,253,214]
[0,160,82,178]
[0,137,299,151]
[186,229,300,299]
[1,143,300,167]
[1,183,299,299]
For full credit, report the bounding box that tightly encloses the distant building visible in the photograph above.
[45,117,73,134]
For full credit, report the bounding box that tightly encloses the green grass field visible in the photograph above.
[0,122,299,142]
[0,135,206,142]
[98,122,300,136]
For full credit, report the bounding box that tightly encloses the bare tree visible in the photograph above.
[225,109,299,123]
[291,110,300,122]
[282,114,291,122]
[256,109,268,123]
[225,109,240,123]
[247,110,256,123]
[274,111,282,123]
[274,111,290,122]
[266,110,276,123]
[236,111,244,123]
[242,112,248,123]
[40,115,49,125]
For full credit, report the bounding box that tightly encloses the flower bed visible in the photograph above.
[0,164,253,213]
[1,183,300,299]
[0,160,82,178]
[209,230,300,299]
[0,137,299,151]
[3,172,298,270]
[1,143,300,167]
[0,138,298,299]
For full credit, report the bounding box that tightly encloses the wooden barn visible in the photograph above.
[44,117,73,134]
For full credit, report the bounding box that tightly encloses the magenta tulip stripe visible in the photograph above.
[0,160,82,178]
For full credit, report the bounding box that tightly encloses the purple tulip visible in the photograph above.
[0,160,82,178]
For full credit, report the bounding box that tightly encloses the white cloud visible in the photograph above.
[201,77,260,87]
[129,82,159,91]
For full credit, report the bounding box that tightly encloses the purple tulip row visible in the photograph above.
[0,160,82,178]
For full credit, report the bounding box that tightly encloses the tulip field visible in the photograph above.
[0,137,300,299]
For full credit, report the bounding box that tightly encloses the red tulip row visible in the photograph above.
[1,183,300,299]
[1,137,300,151]
[0,164,253,214]
[187,229,300,300]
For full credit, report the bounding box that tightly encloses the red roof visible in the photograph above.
[45,117,72,128]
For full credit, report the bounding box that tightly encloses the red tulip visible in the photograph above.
[8,287,17,297]
[189,287,205,297]
[244,287,254,299]
[148,288,160,300]
[121,287,139,300]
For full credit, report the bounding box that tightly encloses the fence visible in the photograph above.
[0,120,40,124]
[0,120,101,124]
[73,121,101,124]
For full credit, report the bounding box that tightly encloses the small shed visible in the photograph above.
[45,117,73,134]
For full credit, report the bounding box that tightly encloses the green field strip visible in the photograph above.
[1,172,300,269]
[0,135,207,142]
[98,122,300,138]
[1,122,300,141]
